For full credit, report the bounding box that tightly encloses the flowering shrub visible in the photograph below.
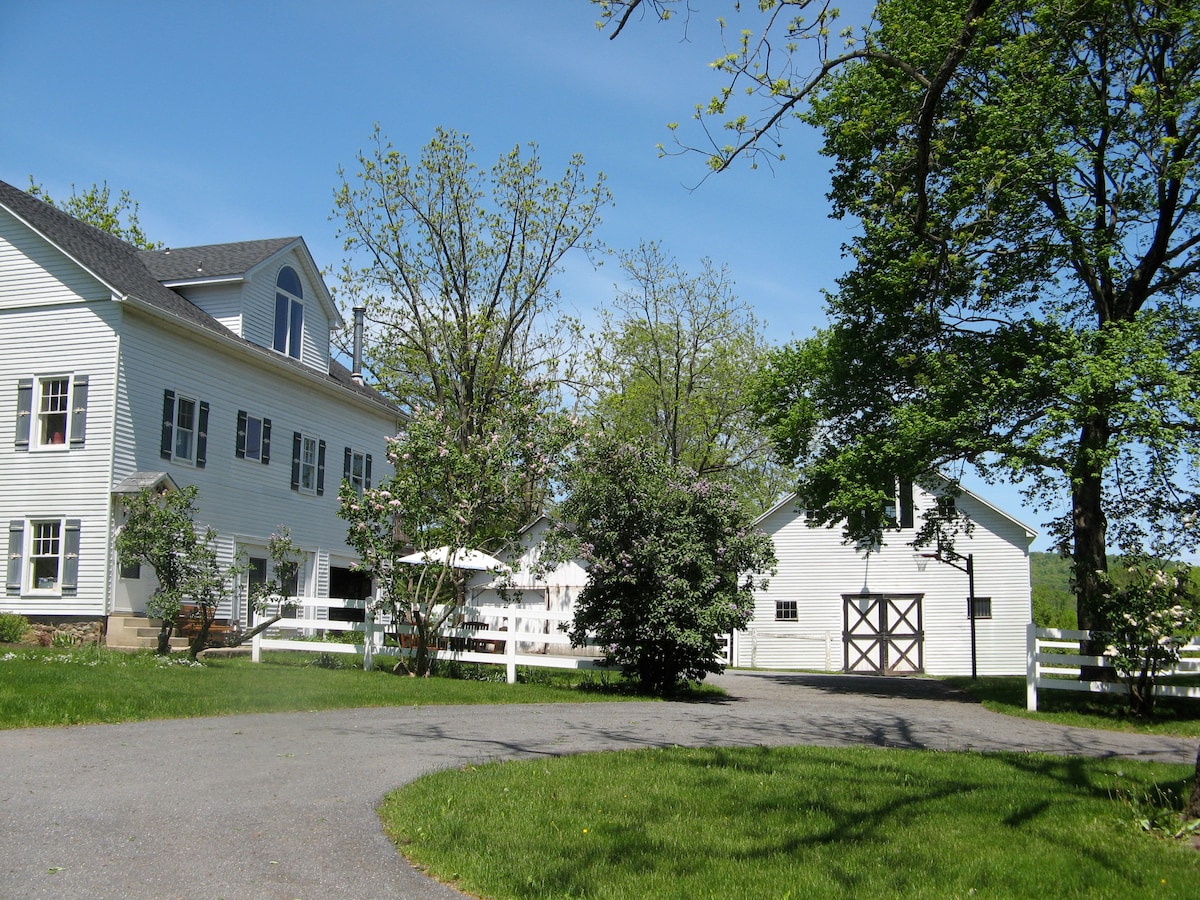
[547,437,776,695]
[1095,559,1199,717]
[339,385,574,675]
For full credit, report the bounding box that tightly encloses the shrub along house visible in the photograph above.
[0,179,396,645]
[736,479,1035,676]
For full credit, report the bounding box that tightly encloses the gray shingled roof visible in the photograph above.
[140,238,300,282]
[0,179,397,417]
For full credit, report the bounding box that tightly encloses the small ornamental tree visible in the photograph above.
[340,386,572,676]
[1096,559,1199,719]
[225,527,302,648]
[115,486,239,659]
[549,437,776,694]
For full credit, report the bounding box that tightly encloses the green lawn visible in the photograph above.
[949,676,1200,737]
[0,644,647,729]
[383,745,1200,899]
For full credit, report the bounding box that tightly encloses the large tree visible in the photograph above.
[332,126,609,436]
[582,241,789,514]
[597,0,1200,638]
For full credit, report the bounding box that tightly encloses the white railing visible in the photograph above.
[1025,623,1200,711]
[743,628,835,671]
[251,599,607,684]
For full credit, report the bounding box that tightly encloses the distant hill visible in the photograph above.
[1029,551,1199,628]
[1031,551,1076,628]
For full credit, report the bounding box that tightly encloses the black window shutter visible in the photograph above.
[15,379,33,450]
[899,480,915,529]
[69,375,88,447]
[61,519,81,595]
[343,446,352,480]
[261,418,272,465]
[160,390,176,459]
[316,440,327,495]
[6,520,23,595]
[236,410,248,458]
[291,433,302,490]
[364,454,372,490]
[195,401,210,468]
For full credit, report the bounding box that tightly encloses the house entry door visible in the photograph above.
[842,594,924,675]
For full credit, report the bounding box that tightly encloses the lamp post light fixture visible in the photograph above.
[920,548,978,680]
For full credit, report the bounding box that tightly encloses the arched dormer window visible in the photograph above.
[273,266,304,359]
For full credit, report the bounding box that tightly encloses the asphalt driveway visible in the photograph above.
[1,670,1195,899]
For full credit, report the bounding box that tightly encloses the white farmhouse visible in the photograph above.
[0,180,397,644]
[735,479,1036,676]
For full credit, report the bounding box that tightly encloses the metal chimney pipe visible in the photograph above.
[351,305,365,385]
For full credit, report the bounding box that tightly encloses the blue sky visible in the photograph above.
[0,0,1052,549]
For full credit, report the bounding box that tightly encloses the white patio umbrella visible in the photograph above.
[396,546,510,572]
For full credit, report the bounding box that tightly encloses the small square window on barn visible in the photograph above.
[775,599,798,621]
[970,596,992,620]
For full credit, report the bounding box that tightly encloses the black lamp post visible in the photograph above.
[922,549,977,680]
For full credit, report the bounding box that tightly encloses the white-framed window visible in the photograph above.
[273,265,304,359]
[5,518,81,597]
[291,432,326,495]
[236,410,272,463]
[14,374,88,451]
[29,521,61,591]
[160,389,209,467]
[343,447,372,496]
[775,599,798,621]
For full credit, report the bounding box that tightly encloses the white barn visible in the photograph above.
[735,480,1035,676]
[0,180,397,643]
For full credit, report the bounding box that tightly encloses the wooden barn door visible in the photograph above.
[842,594,924,675]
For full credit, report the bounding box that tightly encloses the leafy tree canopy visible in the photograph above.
[598,0,1200,634]
[28,178,162,249]
[580,241,790,515]
[332,126,610,436]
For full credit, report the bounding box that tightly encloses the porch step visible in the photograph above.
[105,616,188,651]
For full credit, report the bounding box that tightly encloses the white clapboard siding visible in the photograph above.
[239,251,333,375]
[739,485,1034,676]
[0,301,120,616]
[174,282,244,336]
[0,209,111,309]
[112,304,396,605]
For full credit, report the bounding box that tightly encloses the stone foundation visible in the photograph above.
[24,619,104,646]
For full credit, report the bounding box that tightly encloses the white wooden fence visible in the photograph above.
[740,628,836,671]
[1025,623,1200,710]
[250,598,607,683]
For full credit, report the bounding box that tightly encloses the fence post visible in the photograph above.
[362,604,374,672]
[825,631,832,673]
[246,604,259,663]
[506,609,517,684]
[1026,621,1038,711]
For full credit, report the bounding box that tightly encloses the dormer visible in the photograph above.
[139,238,343,373]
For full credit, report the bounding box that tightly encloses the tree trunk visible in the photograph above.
[1072,417,1111,679]
[155,622,174,656]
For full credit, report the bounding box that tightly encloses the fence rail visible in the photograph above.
[741,628,835,671]
[250,599,607,683]
[1025,623,1200,711]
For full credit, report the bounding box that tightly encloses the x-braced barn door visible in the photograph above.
[842,594,924,675]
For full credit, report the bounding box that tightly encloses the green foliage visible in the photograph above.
[27,178,162,249]
[1095,558,1200,718]
[0,647,643,729]
[0,612,29,643]
[1030,552,1078,628]
[339,389,574,675]
[114,486,239,658]
[333,125,610,436]
[581,240,790,516]
[548,436,776,694]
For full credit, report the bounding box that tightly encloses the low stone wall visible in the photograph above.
[24,620,104,646]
